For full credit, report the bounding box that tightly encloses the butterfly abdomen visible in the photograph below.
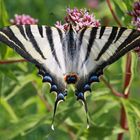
[64,26,80,72]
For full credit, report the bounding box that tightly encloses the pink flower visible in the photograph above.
[55,21,69,31]
[55,8,100,31]
[128,1,140,30]
[10,14,38,25]
[128,1,140,57]
[55,21,65,30]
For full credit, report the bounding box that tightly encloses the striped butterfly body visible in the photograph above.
[0,24,140,128]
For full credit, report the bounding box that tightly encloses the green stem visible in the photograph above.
[101,77,124,97]
[118,53,132,140]
[106,1,132,140]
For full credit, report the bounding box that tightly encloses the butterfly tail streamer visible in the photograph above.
[76,92,90,128]
[51,92,67,130]
[51,98,59,131]
[82,96,90,129]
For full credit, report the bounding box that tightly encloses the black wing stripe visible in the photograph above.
[116,30,139,53]
[25,25,46,59]
[16,25,28,40]
[83,27,98,62]
[77,28,87,68]
[0,30,38,64]
[45,27,61,68]
[78,27,87,48]
[0,31,25,53]
[101,36,140,69]
[56,28,63,42]
[95,30,140,75]
[38,26,43,37]
[114,27,127,43]
[2,27,28,53]
[99,26,106,39]
[113,37,140,61]
[68,24,76,58]
[96,27,118,61]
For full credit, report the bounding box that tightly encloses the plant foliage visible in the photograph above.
[0,0,140,140]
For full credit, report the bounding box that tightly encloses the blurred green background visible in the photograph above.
[0,0,140,140]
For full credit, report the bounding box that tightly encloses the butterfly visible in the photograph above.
[0,24,140,128]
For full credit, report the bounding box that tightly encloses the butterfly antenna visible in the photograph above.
[76,92,90,128]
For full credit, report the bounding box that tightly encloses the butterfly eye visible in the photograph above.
[42,75,52,83]
[89,75,99,83]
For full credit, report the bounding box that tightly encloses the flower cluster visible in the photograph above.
[55,8,100,31]
[128,1,140,57]
[128,1,140,30]
[10,14,38,25]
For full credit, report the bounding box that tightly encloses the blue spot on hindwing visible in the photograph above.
[89,75,99,83]
[43,75,52,83]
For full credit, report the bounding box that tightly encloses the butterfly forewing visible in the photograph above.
[76,26,140,91]
[0,25,66,92]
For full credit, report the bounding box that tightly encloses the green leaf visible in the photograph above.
[121,99,140,140]
[0,68,19,83]
[91,101,119,122]
[5,74,36,100]
[0,0,9,26]
[122,0,134,11]
[0,73,4,96]
[112,0,132,26]
[0,114,49,140]
[112,0,127,15]
[0,97,18,122]
[129,99,140,119]
[0,0,10,58]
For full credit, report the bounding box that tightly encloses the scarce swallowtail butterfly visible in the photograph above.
[0,24,140,129]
